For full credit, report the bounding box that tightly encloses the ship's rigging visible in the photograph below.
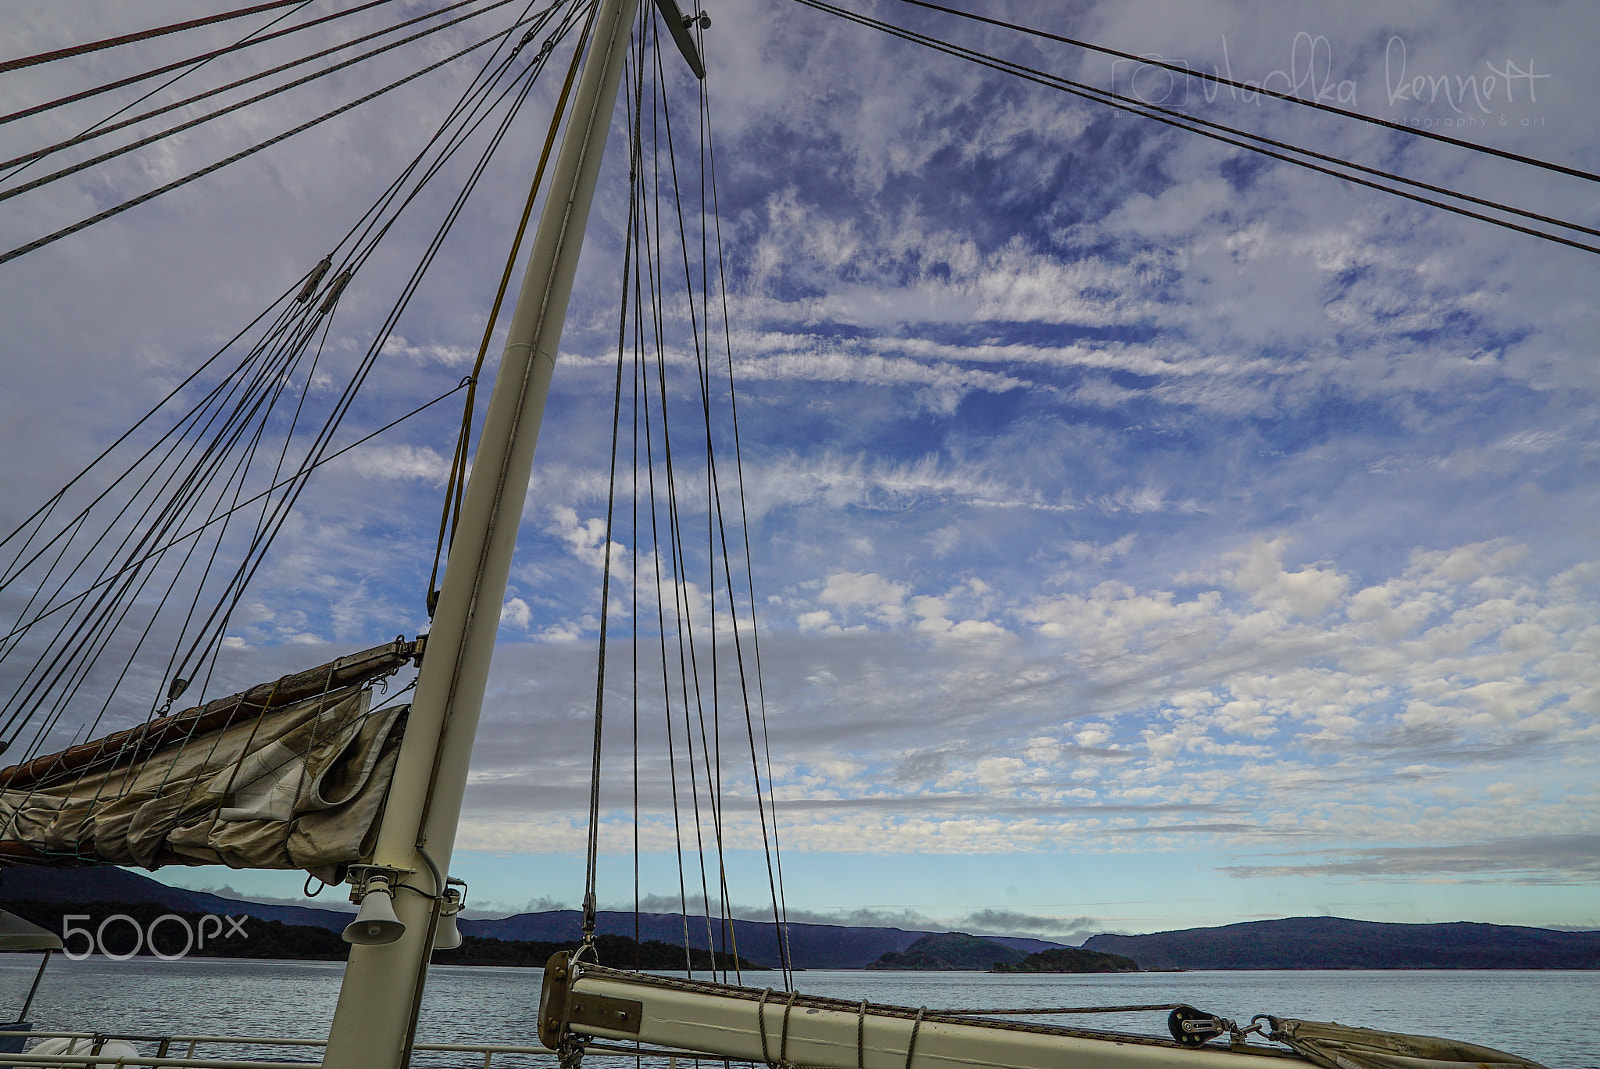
[0,3,1584,1067]
[0,0,797,991]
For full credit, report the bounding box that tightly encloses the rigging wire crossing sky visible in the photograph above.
[0,0,1595,942]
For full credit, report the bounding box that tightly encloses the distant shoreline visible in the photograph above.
[4,867,1595,971]
[31,957,1600,973]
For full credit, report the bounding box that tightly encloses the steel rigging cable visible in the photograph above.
[700,52,793,984]
[888,0,1600,186]
[0,0,310,74]
[0,0,403,127]
[0,1,318,191]
[0,0,531,198]
[427,0,597,611]
[579,7,788,983]
[791,0,1600,257]
[0,382,471,658]
[0,0,580,757]
[0,0,575,585]
[0,10,549,266]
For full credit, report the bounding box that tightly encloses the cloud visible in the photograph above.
[819,571,910,625]
[1221,538,1350,619]
[501,597,533,631]
[443,536,1600,869]
[958,909,1107,944]
[342,444,451,483]
[1222,834,1600,884]
[3,0,1598,929]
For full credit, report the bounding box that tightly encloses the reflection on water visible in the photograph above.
[1,957,1593,1067]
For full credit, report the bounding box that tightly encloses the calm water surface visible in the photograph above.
[2,957,1593,1067]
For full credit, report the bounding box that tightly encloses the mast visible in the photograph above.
[322,0,640,1064]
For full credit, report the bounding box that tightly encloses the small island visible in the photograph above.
[866,932,1140,973]
[867,932,1028,971]
[991,946,1139,973]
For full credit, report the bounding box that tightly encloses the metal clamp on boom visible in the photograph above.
[537,951,576,1052]
[539,951,644,1057]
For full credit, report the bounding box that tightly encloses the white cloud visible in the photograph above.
[501,597,532,631]
[3,0,1597,930]
[819,571,910,625]
[1222,538,1351,619]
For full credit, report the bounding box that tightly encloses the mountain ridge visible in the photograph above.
[0,867,1059,967]
[1083,916,1600,970]
[4,869,1594,969]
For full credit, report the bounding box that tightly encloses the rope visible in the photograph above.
[0,0,398,127]
[1,0,519,180]
[67,3,547,680]
[749,987,798,1068]
[584,50,639,942]
[1,300,328,750]
[650,21,727,983]
[0,19,531,266]
[631,26,695,974]
[791,0,1600,257]
[0,288,306,588]
[0,0,528,199]
[780,989,799,1066]
[583,0,791,993]
[5,5,328,194]
[699,64,791,983]
[1,0,563,668]
[0,0,561,578]
[904,1008,926,1069]
[628,2,647,972]
[0,381,468,652]
[931,1003,1186,1016]
[0,1,572,784]
[428,0,593,610]
[0,0,308,74]
[888,0,1600,186]
[757,988,773,1066]
[639,24,719,976]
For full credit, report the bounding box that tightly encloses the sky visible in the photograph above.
[0,0,1596,944]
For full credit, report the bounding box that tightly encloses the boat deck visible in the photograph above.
[0,1030,558,1068]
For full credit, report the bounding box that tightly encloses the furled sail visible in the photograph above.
[1266,1018,1547,1069]
[0,638,418,881]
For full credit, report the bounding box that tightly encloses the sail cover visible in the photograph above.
[0,640,416,881]
[1268,1017,1548,1069]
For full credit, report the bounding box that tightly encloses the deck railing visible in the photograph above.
[0,1029,563,1069]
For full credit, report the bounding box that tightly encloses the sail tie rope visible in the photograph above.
[755,987,800,1069]
[756,988,773,1067]
[856,999,867,1069]
[904,1008,925,1069]
[780,989,799,1067]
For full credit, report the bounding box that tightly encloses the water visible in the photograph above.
[2,957,1593,1067]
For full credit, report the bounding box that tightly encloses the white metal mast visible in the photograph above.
[322,0,640,1063]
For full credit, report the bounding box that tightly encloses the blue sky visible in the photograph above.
[1,0,1596,942]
